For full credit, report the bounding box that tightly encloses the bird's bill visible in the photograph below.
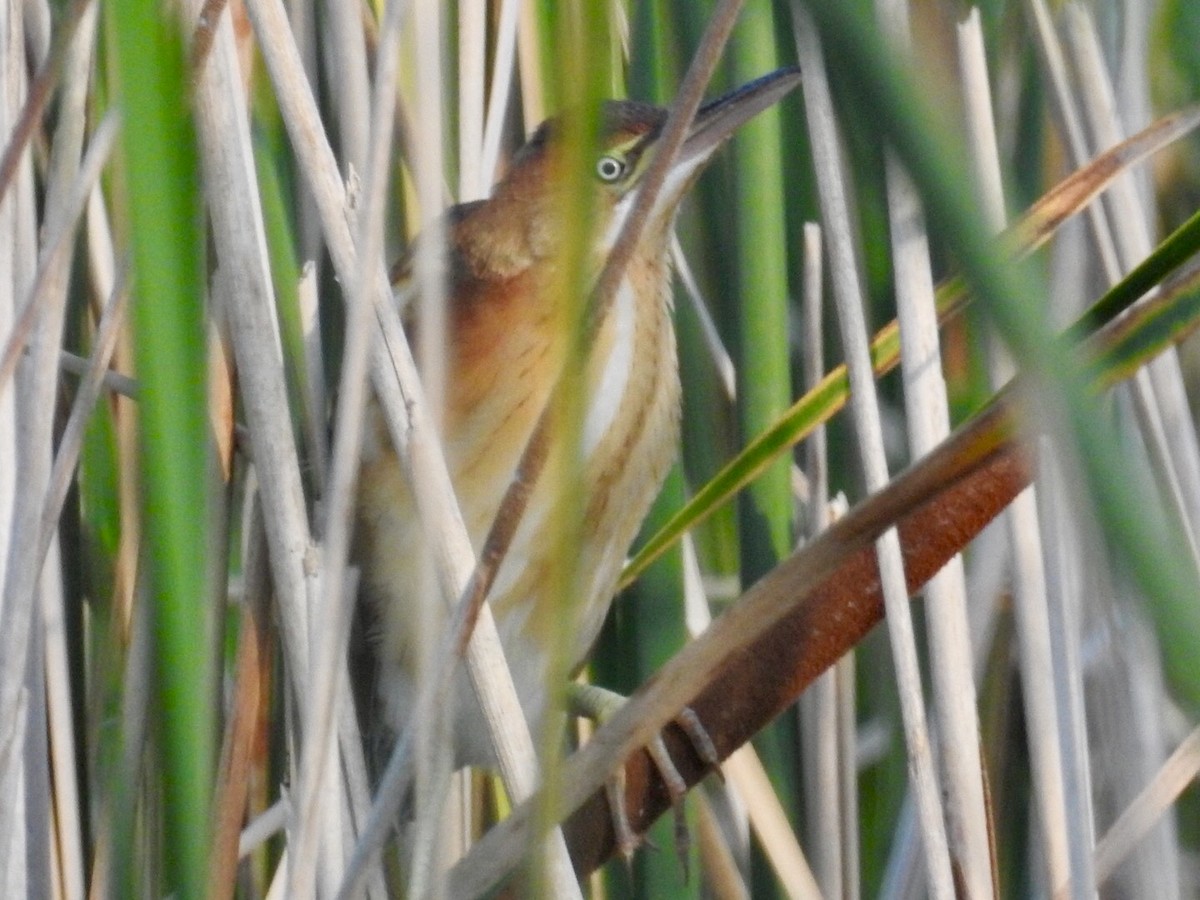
[677,67,803,169]
[604,67,802,250]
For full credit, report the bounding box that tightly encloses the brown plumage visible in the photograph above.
[356,71,801,766]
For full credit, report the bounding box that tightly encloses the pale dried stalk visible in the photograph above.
[956,8,1070,892]
[695,789,750,900]
[288,0,428,895]
[239,798,288,859]
[834,650,859,900]
[0,0,93,207]
[297,263,328,490]
[292,33,396,900]
[1063,4,1153,272]
[797,221,844,900]
[0,0,32,881]
[1066,4,1200,566]
[1035,449,1100,900]
[678,534,750,868]
[0,67,110,392]
[682,518,814,897]
[1063,9,1187,894]
[25,582,50,898]
[42,537,84,900]
[24,0,51,67]
[476,0,521,197]
[0,689,29,896]
[515,0,545,127]
[798,247,860,899]
[1026,0,1121,285]
[456,0,485,200]
[0,14,103,873]
[790,7,954,898]
[672,235,736,402]
[188,3,315,690]
[1066,6,1200,582]
[1085,726,1200,896]
[265,848,289,900]
[85,180,116,305]
[1039,7,1191,896]
[37,257,127,582]
[185,6,376,895]
[877,1,991,895]
[1026,7,1126,899]
[321,0,369,178]
[723,747,822,899]
[404,0,463,893]
[57,350,137,398]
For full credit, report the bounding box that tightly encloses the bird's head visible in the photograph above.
[449,68,801,281]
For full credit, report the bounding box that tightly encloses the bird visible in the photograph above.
[355,69,801,787]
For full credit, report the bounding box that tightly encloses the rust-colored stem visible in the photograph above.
[560,426,1030,876]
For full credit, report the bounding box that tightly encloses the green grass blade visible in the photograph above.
[109,3,213,895]
[728,14,800,893]
[730,6,792,578]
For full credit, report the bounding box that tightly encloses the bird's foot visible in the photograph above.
[568,683,720,877]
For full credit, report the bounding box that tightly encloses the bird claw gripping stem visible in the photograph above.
[569,681,721,878]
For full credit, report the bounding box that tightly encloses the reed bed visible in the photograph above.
[3,0,1200,897]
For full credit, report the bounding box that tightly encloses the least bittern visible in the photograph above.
[356,70,800,799]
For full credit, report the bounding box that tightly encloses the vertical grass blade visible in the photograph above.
[730,3,792,578]
[108,3,212,895]
[727,18,800,895]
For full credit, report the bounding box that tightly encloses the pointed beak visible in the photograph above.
[676,67,803,171]
[603,67,802,251]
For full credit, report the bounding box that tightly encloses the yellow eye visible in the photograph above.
[596,154,626,183]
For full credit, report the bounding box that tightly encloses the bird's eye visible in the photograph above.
[596,154,626,183]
